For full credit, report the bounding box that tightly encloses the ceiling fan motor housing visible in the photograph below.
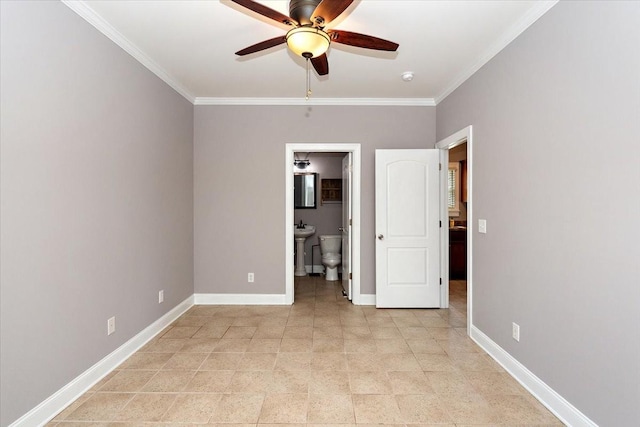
[289,0,322,25]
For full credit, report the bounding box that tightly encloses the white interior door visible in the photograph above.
[341,153,352,300]
[375,149,441,308]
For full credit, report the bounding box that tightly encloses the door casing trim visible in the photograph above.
[435,126,473,332]
[285,143,362,304]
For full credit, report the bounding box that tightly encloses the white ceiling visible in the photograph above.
[63,0,557,105]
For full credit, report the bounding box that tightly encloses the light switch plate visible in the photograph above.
[478,219,487,234]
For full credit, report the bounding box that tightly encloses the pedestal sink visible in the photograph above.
[294,225,315,276]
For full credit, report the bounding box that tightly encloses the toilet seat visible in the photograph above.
[322,253,341,260]
[322,254,341,266]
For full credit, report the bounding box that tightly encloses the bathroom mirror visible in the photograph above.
[294,173,317,209]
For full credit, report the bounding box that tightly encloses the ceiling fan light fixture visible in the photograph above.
[286,26,330,58]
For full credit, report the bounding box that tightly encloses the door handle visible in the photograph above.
[377,234,384,240]
[338,227,345,232]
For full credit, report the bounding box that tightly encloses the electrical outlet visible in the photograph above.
[512,322,520,342]
[248,273,254,283]
[107,316,116,335]
[479,219,487,234]
[159,290,164,303]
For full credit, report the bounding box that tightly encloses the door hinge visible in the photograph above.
[440,278,442,285]
[439,163,442,171]
[349,218,352,226]
[349,272,352,280]
[439,220,442,228]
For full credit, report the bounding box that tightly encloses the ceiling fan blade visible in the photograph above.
[311,54,329,76]
[311,0,354,25]
[235,36,286,56]
[329,30,399,51]
[230,0,296,26]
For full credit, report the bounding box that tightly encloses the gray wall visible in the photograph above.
[437,1,640,424]
[294,153,344,266]
[194,106,436,295]
[4,0,636,425]
[0,2,194,425]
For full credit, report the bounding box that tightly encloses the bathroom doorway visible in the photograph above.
[436,126,473,332]
[285,143,361,305]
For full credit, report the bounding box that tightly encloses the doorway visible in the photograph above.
[285,143,361,305]
[436,126,473,332]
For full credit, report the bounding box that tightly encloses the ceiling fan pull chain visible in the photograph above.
[305,58,312,100]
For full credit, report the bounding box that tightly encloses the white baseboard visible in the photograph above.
[305,264,324,274]
[10,295,194,427]
[470,325,597,427]
[194,293,289,305]
[355,293,376,305]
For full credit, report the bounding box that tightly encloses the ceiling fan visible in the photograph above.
[230,0,399,77]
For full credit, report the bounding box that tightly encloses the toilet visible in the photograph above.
[319,235,342,281]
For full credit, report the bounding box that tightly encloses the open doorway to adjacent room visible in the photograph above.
[436,126,472,332]
[285,143,361,305]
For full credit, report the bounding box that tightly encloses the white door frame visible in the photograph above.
[341,153,352,300]
[435,126,473,333]
[285,143,361,305]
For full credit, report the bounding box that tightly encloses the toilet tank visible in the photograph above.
[319,235,342,253]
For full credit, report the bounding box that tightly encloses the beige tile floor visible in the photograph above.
[48,277,563,426]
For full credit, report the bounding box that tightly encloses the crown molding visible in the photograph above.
[435,0,559,104]
[61,1,433,108]
[61,0,196,103]
[62,0,556,107]
[194,97,436,106]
